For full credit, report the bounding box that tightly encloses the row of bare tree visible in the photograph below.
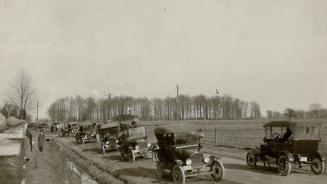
[47,95,261,122]
[1,70,36,121]
[267,103,327,119]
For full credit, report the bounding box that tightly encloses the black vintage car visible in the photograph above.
[246,121,326,175]
[75,122,97,144]
[98,122,120,154]
[153,127,224,184]
[119,126,150,162]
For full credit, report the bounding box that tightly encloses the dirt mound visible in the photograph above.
[0,113,7,132]
[6,116,27,127]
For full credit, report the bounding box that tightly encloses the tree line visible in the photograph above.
[266,103,327,119]
[47,94,262,122]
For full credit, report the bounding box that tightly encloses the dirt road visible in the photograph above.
[22,132,99,184]
[57,137,327,184]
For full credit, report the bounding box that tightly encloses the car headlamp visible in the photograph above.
[147,143,151,148]
[106,141,109,144]
[203,157,210,164]
[186,159,192,166]
[135,145,140,150]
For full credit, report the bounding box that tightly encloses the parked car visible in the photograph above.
[153,127,224,184]
[246,121,326,175]
[119,126,150,162]
[75,122,97,144]
[58,127,70,137]
[98,122,120,153]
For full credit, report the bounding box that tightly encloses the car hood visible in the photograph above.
[176,148,203,160]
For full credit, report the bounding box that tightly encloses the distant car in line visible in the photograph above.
[246,121,326,175]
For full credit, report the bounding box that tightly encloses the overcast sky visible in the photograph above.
[1,0,327,118]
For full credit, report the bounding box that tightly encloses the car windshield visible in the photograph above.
[174,133,199,146]
[106,127,119,135]
[129,127,146,140]
[265,127,288,139]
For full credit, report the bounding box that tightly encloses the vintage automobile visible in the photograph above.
[246,121,326,175]
[58,127,70,137]
[153,127,225,184]
[98,122,120,153]
[119,126,150,162]
[75,122,97,144]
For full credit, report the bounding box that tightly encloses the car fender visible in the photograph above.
[281,151,294,162]
[316,151,327,161]
[208,156,223,165]
[174,159,183,166]
[250,147,261,155]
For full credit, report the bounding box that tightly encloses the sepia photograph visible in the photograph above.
[1,0,327,184]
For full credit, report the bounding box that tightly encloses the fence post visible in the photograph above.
[215,127,217,144]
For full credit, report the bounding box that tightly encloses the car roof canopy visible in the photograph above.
[99,122,120,129]
[154,126,200,145]
[154,127,174,134]
[263,121,322,140]
[263,121,295,128]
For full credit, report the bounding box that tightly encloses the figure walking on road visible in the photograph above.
[24,124,33,163]
[34,129,46,168]
[38,129,45,152]
[26,124,33,151]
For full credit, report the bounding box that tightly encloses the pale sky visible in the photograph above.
[1,0,327,118]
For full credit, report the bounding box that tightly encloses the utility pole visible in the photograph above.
[36,100,39,121]
[176,85,179,122]
[105,92,114,123]
[216,89,219,119]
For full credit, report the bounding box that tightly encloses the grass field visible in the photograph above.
[140,119,327,152]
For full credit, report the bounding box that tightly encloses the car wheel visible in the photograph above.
[311,158,325,175]
[156,162,164,178]
[278,155,291,176]
[246,151,257,168]
[211,160,225,182]
[128,150,135,162]
[172,165,185,184]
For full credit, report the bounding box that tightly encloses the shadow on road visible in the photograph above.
[82,148,102,154]
[103,155,121,161]
[224,163,279,175]
[114,167,158,179]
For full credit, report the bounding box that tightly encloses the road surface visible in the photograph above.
[57,137,327,184]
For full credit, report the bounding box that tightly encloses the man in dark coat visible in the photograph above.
[26,125,33,151]
[38,129,46,152]
[282,127,292,142]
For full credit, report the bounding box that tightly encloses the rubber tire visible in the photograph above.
[311,158,325,175]
[172,165,185,184]
[211,160,225,182]
[278,155,291,176]
[156,162,164,178]
[246,151,257,168]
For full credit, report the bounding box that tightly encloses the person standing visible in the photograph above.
[34,129,46,168]
[24,124,33,164]
[38,129,46,152]
[26,125,33,151]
